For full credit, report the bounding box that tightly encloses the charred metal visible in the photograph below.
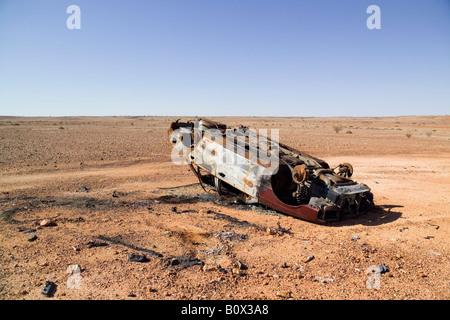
[168,119,374,224]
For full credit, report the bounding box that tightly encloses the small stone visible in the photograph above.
[276,291,291,299]
[146,285,157,293]
[304,255,314,263]
[232,268,242,275]
[418,272,428,277]
[202,264,216,272]
[235,260,248,270]
[40,219,56,227]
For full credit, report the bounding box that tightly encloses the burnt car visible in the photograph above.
[168,118,373,224]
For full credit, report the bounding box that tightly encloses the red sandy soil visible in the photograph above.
[0,115,448,300]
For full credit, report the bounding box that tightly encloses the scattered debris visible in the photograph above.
[313,276,334,284]
[376,264,389,274]
[427,250,441,256]
[202,264,217,272]
[232,268,244,275]
[217,265,228,273]
[18,227,36,233]
[128,253,149,263]
[41,280,57,297]
[426,223,440,230]
[86,240,108,248]
[166,255,203,269]
[275,222,292,235]
[213,231,248,242]
[79,186,89,193]
[58,216,86,223]
[399,227,408,232]
[206,210,255,228]
[234,260,248,270]
[200,245,224,255]
[424,235,434,239]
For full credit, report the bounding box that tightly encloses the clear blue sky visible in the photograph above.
[0,0,449,117]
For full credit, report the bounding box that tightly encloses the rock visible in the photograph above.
[266,227,277,235]
[41,280,57,297]
[79,186,89,193]
[27,234,38,242]
[232,268,243,275]
[128,253,149,263]
[376,264,389,274]
[314,276,334,284]
[276,291,291,299]
[418,272,428,277]
[40,219,56,227]
[304,254,314,263]
[146,285,157,293]
[202,264,216,272]
[86,240,108,248]
[234,260,248,270]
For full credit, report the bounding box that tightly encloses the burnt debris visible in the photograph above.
[168,118,374,223]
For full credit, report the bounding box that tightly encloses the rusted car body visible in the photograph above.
[168,119,373,224]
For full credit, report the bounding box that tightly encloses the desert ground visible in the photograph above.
[0,115,448,300]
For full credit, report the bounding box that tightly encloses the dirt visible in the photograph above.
[0,115,449,300]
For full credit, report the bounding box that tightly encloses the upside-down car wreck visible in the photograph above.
[168,119,373,224]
